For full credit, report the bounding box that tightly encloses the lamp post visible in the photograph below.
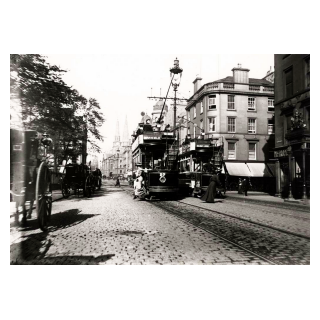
[116,148,120,178]
[287,146,293,200]
[301,143,307,200]
[170,58,183,131]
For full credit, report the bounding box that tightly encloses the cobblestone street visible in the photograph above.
[10,181,309,265]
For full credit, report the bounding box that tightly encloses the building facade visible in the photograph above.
[273,54,310,199]
[184,65,275,190]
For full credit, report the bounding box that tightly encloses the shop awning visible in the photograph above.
[246,163,274,177]
[224,162,252,177]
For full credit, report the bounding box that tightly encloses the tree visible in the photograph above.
[10,54,105,168]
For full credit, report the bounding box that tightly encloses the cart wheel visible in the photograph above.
[84,176,92,197]
[98,178,102,190]
[36,162,52,232]
[61,178,70,198]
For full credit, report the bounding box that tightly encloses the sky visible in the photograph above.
[45,54,274,156]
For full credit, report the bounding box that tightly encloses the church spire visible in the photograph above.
[122,115,129,143]
[115,118,120,142]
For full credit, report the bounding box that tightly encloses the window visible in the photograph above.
[228,117,236,133]
[200,119,203,130]
[285,67,293,98]
[248,118,256,134]
[120,170,122,173]
[193,106,196,118]
[268,118,274,134]
[305,57,310,88]
[268,99,274,112]
[200,101,203,114]
[208,117,215,132]
[187,111,190,121]
[228,142,236,159]
[248,97,256,111]
[228,95,235,110]
[208,95,216,110]
[248,143,256,160]
[193,126,196,138]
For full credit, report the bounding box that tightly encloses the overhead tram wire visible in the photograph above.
[157,75,174,125]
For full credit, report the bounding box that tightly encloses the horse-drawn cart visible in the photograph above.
[10,129,53,231]
[60,163,95,198]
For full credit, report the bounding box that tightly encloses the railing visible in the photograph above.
[263,87,274,92]
[249,85,260,91]
[207,83,219,90]
[223,83,234,89]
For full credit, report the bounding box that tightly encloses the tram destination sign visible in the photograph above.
[144,135,161,140]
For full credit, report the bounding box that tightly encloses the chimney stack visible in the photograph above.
[232,65,250,84]
[193,76,202,93]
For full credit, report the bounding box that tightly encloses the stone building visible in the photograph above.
[102,116,132,178]
[273,54,310,199]
[184,65,276,191]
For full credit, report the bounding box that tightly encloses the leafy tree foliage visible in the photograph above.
[10,54,105,167]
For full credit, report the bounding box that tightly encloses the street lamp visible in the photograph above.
[170,58,183,131]
[116,148,120,178]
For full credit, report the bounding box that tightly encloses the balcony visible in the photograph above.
[263,87,274,93]
[249,85,260,92]
[223,83,234,89]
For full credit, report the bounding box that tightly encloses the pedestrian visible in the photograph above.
[238,178,243,194]
[115,177,121,187]
[133,169,146,200]
[200,170,221,203]
[242,178,250,196]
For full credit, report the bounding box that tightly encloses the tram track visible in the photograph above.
[177,200,310,240]
[114,185,310,264]
[151,200,310,265]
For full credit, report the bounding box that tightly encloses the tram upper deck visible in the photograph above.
[131,123,179,196]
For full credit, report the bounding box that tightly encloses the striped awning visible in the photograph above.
[224,162,252,176]
[246,163,274,177]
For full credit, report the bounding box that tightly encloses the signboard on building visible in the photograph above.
[274,148,288,158]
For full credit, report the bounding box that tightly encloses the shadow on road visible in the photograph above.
[10,209,100,264]
[11,254,115,265]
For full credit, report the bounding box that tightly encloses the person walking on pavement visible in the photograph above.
[200,170,221,203]
[238,178,243,194]
[242,177,251,196]
[115,177,121,187]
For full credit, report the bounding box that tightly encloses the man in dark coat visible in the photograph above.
[242,178,249,196]
[200,172,221,203]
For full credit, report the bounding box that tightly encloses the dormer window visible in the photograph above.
[208,95,216,110]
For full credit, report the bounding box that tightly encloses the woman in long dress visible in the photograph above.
[200,172,221,203]
[133,169,146,200]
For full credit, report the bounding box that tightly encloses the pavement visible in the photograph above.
[114,180,310,209]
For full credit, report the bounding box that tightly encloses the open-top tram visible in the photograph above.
[178,136,225,197]
[131,120,179,199]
